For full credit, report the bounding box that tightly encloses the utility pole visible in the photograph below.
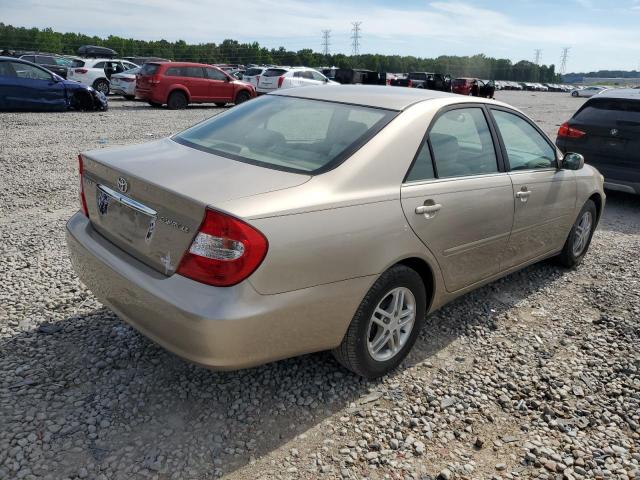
[351,21,362,64]
[321,30,331,58]
[534,49,542,65]
[560,47,570,75]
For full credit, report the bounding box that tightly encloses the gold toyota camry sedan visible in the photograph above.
[66,86,605,378]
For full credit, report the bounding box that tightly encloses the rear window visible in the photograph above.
[263,68,287,77]
[245,68,263,77]
[574,98,640,125]
[173,95,395,174]
[140,63,160,75]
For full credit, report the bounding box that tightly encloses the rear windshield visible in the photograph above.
[244,68,263,76]
[263,68,287,77]
[574,98,640,125]
[173,95,395,174]
[140,63,160,75]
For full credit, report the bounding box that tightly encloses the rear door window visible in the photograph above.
[185,66,204,78]
[93,62,105,69]
[0,61,17,77]
[11,62,52,80]
[429,108,498,178]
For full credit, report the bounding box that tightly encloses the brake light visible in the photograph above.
[277,75,285,88]
[407,79,413,88]
[150,75,161,85]
[557,122,586,139]
[177,209,268,287]
[75,68,88,74]
[78,154,89,217]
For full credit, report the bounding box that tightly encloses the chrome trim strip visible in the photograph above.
[97,184,157,217]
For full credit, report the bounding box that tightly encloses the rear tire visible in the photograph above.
[234,91,251,105]
[557,199,597,268]
[93,79,110,95]
[167,91,188,110]
[332,265,426,379]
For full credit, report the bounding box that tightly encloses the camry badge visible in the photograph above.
[610,128,618,136]
[117,177,129,193]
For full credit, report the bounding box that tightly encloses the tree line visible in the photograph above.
[0,23,560,82]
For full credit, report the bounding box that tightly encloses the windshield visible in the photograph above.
[173,95,395,174]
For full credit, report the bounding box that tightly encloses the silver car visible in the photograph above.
[66,86,605,378]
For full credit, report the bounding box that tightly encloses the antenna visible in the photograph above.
[560,47,570,75]
[351,21,362,59]
[321,29,331,57]
[534,49,542,65]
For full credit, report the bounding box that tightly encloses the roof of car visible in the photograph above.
[272,85,460,111]
[592,88,640,100]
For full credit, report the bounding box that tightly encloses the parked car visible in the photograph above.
[333,68,386,85]
[256,67,337,94]
[18,53,69,78]
[66,85,604,378]
[557,89,639,194]
[451,77,476,95]
[242,66,266,88]
[227,69,245,80]
[135,62,255,109]
[123,56,171,65]
[390,72,452,92]
[0,56,108,111]
[67,58,139,95]
[470,79,495,98]
[571,86,607,97]
[109,67,140,100]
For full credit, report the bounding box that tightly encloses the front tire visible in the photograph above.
[93,79,110,95]
[557,199,597,268]
[332,265,426,378]
[234,91,251,105]
[572,91,579,97]
[167,91,188,110]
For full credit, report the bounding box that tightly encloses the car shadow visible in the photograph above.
[0,257,569,478]
[598,190,640,235]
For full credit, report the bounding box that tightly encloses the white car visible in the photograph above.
[256,67,338,94]
[109,67,140,99]
[571,86,607,97]
[67,58,139,95]
[242,66,266,89]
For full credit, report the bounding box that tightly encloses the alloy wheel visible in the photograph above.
[572,211,593,257]
[366,287,416,362]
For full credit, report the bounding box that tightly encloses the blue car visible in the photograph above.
[0,56,108,112]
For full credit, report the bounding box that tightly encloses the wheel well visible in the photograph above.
[589,192,603,222]
[236,89,251,99]
[396,257,435,311]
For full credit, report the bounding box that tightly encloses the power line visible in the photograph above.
[560,47,570,75]
[321,29,331,57]
[351,21,362,59]
[534,49,542,65]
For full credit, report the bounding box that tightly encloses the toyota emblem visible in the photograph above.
[117,177,129,193]
[610,128,619,136]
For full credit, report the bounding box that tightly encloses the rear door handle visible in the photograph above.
[415,204,441,214]
[516,190,531,202]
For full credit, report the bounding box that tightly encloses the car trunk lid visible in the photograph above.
[81,138,309,275]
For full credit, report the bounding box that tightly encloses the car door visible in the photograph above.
[205,67,234,101]
[182,66,208,100]
[7,61,66,111]
[489,107,576,269]
[400,105,514,292]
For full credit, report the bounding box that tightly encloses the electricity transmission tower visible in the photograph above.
[351,22,362,61]
[560,47,570,75]
[534,49,542,65]
[321,30,331,57]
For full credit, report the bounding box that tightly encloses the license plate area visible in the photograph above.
[96,184,157,244]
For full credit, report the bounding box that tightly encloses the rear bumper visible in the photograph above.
[65,212,370,369]
[603,179,640,195]
[134,88,160,102]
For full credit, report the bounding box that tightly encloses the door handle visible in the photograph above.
[415,202,442,219]
[516,190,531,203]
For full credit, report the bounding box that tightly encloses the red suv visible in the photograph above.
[451,77,476,96]
[135,62,255,109]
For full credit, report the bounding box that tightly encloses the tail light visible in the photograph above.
[557,122,586,139]
[177,209,268,287]
[74,68,88,74]
[150,75,161,85]
[78,154,89,217]
[407,79,413,88]
[277,75,285,88]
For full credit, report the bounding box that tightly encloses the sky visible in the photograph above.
[2,0,640,72]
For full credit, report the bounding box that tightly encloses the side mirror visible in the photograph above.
[562,152,585,170]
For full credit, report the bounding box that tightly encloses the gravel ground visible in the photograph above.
[1,92,638,480]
